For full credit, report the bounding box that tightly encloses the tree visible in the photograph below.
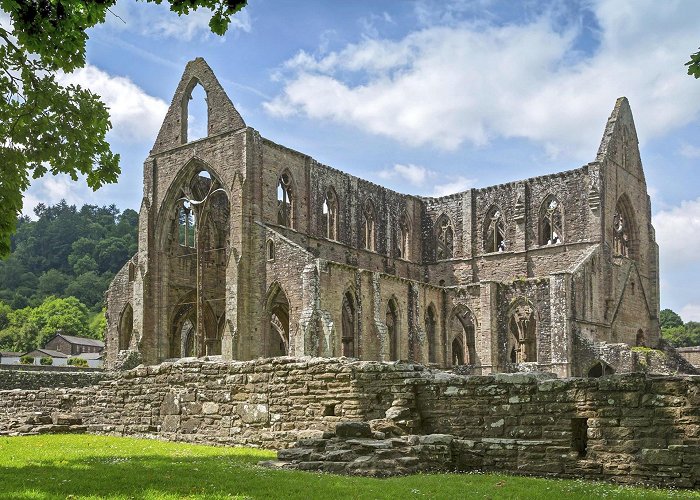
[688,47,700,78]
[0,0,247,257]
[660,308,683,329]
[27,295,90,347]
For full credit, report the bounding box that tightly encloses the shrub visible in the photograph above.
[19,355,34,365]
[67,357,89,368]
[40,356,53,366]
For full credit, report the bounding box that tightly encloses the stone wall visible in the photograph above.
[0,366,110,390]
[678,347,700,368]
[0,357,697,487]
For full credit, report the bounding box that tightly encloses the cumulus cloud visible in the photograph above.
[654,197,700,271]
[378,163,433,185]
[21,175,95,218]
[265,0,700,159]
[57,65,168,143]
[432,176,476,197]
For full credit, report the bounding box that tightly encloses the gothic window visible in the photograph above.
[397,211,410,259]
[386,298,399,360]
[267,240,275,261]
[507,302,537,363]
[451,337,464,365]
[362,200,376,251]
[436,215,454,259]
[613,212,629,256]
[322,188,338,240]
[484,207,506,253]
[277,172,294,228]
[540,196,563,245]
[177,201,196,248]
[449,305,476,366]
[425,305,437,364]
[341,292,357,358]
[267,285,290,357]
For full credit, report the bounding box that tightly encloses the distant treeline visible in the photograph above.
[0,201,137,352]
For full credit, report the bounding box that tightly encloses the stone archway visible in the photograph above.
[266,285,290,357]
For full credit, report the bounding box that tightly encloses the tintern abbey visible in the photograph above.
[105,58,663,377]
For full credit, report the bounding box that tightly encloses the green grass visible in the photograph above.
[0,435,694,499]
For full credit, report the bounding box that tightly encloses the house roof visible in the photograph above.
[0,351,22,357]
[24,349,69,358]
[52,334,105,348]
[77,352,104,360]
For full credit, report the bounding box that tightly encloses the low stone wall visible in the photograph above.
[678,347,700,368]
[0,365,110,390]
[0,357,697,488]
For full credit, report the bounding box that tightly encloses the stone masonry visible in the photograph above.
[0,358,698,488]
[104,58,672,379]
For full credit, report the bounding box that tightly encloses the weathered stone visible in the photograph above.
[335,421,372,439]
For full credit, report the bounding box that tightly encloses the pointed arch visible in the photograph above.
[322,187,339,240]
[277,170,295,228]
[539,195,563,245]
[483,206,506,253]
[397,210,411,259]
[448,304,477,366]
[587,360,615,378]
[118,303,134,350]
[182,79,208,143]
[435,214,455,259]
[362,199,376,251]
[425,303,438,364]
[507,299,537,363]
[613,194,636,258]
[266,283,290,357]
[386,296,400,360]
[341,290,358,357]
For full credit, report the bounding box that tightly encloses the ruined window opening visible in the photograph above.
[426,305,437,364]
[571,418,588,457]
[277,172,294,228]
[613,196,634,258]
[185,83,208,143]
[386,298,399,360]
[636,329,646,347]
[397,211,410,259]
[451,337,464,365]
[630,280,635,295]
[322,189,338,240]
[341,292,357,358]
[540,196,563,245]
[436,215,454,259]
[363,200,376,251]
[267,286,290,357]
[507,303,537,363]
[267,240,275,261]
[587,361,615,377]
[118,303,133,350]
[449,306,476,366]
[128,262,136,282]
[484,209,506,253]
[177,201,196,248]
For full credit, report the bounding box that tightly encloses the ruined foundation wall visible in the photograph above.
[0,358,696,487]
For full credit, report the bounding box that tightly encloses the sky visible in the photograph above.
[4,0,700,319]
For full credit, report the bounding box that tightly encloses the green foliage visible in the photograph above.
[39,356,52,365]
[19,355,33,365]
[89,310,107,341]
[660,308,683,329]
[0,0,247,256]
[688,47,700,78]
[0,435,693,500]
[67,356,88,368]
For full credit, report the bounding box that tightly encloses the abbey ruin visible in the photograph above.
[106,58,663,377]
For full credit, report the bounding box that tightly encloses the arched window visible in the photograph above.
[436,215,454,259]
[425,305,437,364]
[341,292,358,357]
[588,361,615,378]
[540,196,563,245]
[508,302,537,363]
[277,172,294,228]
[267,285,290,357]
[452,338,464,365]
[177,201,196,248]
[613,195,634,258]
[363,200,376,251]
[266,240,275,261]
[484,207,506,253]
[449,305,476,366]
[386,298,399,360]
[322,188,338,240]
[397,210,410,259]
[118,303,133,350]
[181,80,208,144]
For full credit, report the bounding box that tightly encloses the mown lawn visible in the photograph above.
[0,435,694,499]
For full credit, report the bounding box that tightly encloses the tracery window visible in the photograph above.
[322,188,338,240]
[436,215,454,259]
[484,208,506,253]
[363,200,376,251]
[540,196,563,245]
[508,303,537,363]
[277,172,294,228]
[397,211,410,259]
[177,201,196,248]
[613,212,630,257]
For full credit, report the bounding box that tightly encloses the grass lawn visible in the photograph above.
[0,435,695,499]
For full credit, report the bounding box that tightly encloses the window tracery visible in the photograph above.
[613,211,630,257]
[540,197,563,245]
[508,303,537,363]
[277,172,294,228]
[397,211,410,259]
[362,200,376,251]
[436,215,454,259]
[484,208,506,253]
[322,189,338,240]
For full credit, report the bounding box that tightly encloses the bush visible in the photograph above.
[40,356,53,366]
[19,355,34,365]
[67,357,88,368]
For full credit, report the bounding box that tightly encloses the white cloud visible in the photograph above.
[21,175,94,218]
[57,65,168,143]
[266,0,700,160]
[680,143,700,159]
[378,163,433,185]
[654,197,700,271]
[432,176,476,197]
[680,303,700,322]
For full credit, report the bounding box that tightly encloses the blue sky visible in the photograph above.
[3,0,700,319]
